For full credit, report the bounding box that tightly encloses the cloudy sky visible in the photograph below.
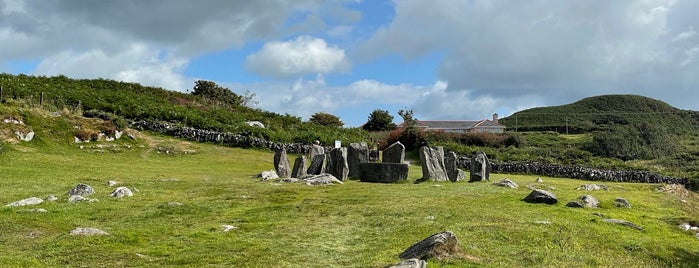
[2,0,698,127]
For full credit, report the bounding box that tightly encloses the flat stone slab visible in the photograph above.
[358,162,409,183]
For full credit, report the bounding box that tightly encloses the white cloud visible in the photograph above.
[245,36,350,78]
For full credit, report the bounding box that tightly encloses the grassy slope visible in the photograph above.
[1,136,698,267]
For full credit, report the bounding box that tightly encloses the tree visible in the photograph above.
[362,109,396,131]
[309,112,343,127]
[192,80,250,107]
[396,109,423,150]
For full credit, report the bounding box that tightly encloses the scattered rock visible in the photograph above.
[566,201,585,208]
[15,131,35,142]
[576,184,608,191]
[469,151,491,182]
[6,197,43,207]
[534,220,552,225]
[493,178,518,189]
[68,195,98,203]
[45,195,58,202]
[29,208,48,213]
[390,258,426,268]
[522,189,558,204]
[107,180,118,187]
[399,231,464,260]
[273,148,291,178]
[282,178,300,183]
[535,177,544,183]
[70,227,109,236]
[383,141,406,164]
[110,187,134,198]
[601,218,643,230]
[418,146,449,182]
[300,174,343,186]
[256,170,279,181]
[615,198,632,208]
[222,225,238,232]
[168,202,183,206]
[679,223,691,231]
[358,162,409,183]
[68,183,95,197]
[580,195,599,208]
[290,156,308,178]
[246,121,265,128]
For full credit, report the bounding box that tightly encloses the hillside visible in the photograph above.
[499,95,699,133]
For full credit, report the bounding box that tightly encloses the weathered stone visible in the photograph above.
[70,227,109,236]
[256,170,279,181]
[327,147,349,181]
[383,141,405,164]
[273,148,291,178]
[16,131,35,142]
[307,154,327,175]
[246,121,265,128]
[282,178,300,183]
[29,208,48,213]
[615,198,632,208]
[68,183,94,197]
[45,195,58,202]
[300,173,343,185]
[566,201,585,208]
[107,180,118,187]
[493,178,518,189]
[444,151,465,182]
[348,142,369,178]
[522,189,558,204]
[679,222,691,231]
[290,156,308,178]
[68,195,98,203]
[110,187,134,198]
[310,144,325,160]
[576,184,608,191]
[369,148,380,162]
[222,225,238,232]
[579,195,599,208]
[6,197,43,207]
[358,162,409,183]
[602,218,643,230]
[399,231,463,260]
[390,258,426,268]
[469,151,491,182]
[535,177,544,183]
[419,146,449,182]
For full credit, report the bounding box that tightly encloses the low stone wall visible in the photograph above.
[457,157,689,185]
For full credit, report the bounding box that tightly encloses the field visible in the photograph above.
[1,134,698,267]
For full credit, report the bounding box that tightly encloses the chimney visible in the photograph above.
[492,113,499,124]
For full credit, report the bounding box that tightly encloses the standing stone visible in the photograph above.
[418,146,449,182]
[310,143,325,160]
[307,154,327,175]
[444,151,465,182]
[383,141,405,164]
[290,156,308,178]
[327,147,349,181]
[273,148,291,178]
[469,151,491,182]
[347,143,369,178]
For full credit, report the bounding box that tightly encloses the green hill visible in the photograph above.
[500,95,699,133]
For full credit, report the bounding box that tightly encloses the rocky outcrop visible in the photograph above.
[390,259,426,268]
[615,198,632,208]
[300,174,343,186]
[70,227,109,236]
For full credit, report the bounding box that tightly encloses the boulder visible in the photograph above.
[522,189,558,204]
[566,201,585,208]
[256,170,279,181]
[290,156,308,178]
[390,258,426,268]
[347,143,369,178]
[493,178,518,189]
[6,197,43,207]
[579,195,599,208]
[110,187,134,198]
[399,231,464,260]
[70,227,109,236]
[615,198,632,208]
[307,154,327,175]
[469,151,491,182]
[68,183,95,197]
[358,162,409,183]
[327,147,349,181]
[444,151,465,182]
[383,141,405,164]
[273,148,291,178]
[418,146,449,182]
[300,174,343,186]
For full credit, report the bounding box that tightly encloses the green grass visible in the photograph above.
[1,135,698,267]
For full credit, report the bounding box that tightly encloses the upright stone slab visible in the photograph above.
[358,162,409,183]
[444,151,465,182]
[327,147,349,181]
[307,154,327,175]
[310,144,325,160]
[469,151,491,182]
[382,141,405,164]
[348,142,369,178]
[290,156,308,178]
[419,146,449,182]
[273,148,291,178]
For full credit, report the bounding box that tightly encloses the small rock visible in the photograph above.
[30,208,48,213]
[679,223,691,231]
[46,195,58,202]
[222,225,238,232]
[493,178,518,189]
[576,184,608,191]
[107,180,118,187]
[522,189,558,204]
[68,195,98,203]
[70,227,109,236]
[68,183,95,197]
[168,202,183,206]
[535,177,544,183]
[300,173,343,186]
[425,215,435,220]
[696,233,699,240]
[566,201,585,208]
[281,178,299,183]
[399,231,464,260]
[110,187,133,198]
[6,197,44,207]
[580,195,599,208]
[601,218,643,230]
[256,170,279,181]
[534,220,552,225]
[390,258,427,268]
[615,198,632,208]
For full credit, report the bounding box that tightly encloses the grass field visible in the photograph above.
[1,134,698,267]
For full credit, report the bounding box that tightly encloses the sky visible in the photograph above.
[2,0,699,127]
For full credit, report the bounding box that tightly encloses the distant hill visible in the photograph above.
[499,94,699,133]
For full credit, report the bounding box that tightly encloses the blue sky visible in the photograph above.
[2,0,699,127]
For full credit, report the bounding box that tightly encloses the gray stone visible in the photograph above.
[107,180,118,187]
[615,198,632,208]
[310,144,325,160]
[68,195,98,203]
[70,227,109,236]
[390,258,427,268]
[300,173,343,186]
[383,141,405,164]
[535,177,544,183]
[327,147,349,181]
[110,187,134,198]
[347,143,369,178]
[282,178,300,183]
[368,149,379,162]
[16,131,35,142]
[6,197,43,207]
[273,149,291,178]
[493,178,518,189]
[45,195,58,202]
[399,231,463,260]
[358,162,409,183]
[222,224,238,232]
[469,151,491,182]
[419,146,449,182]
[576,184,608,191]
[307,154,327,175]
[602,218,643,230]
[245,121,265,128]
[566,201,585,208]
[522,189,558,204]
[444,151,465,182]
[580,195,599,208]
[256,170,279,181]
[29,208,48,213]
[68,183,95,197]
[290,156,308,178]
